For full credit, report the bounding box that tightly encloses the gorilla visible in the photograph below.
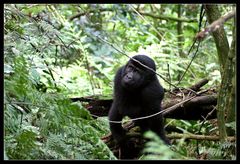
[108,55,170,156]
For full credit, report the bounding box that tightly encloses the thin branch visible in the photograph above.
[69,7,197,23]
[5,101,47,108]
[130,5,165,41]
[177,39,200,85]
[167,133,235,142]
[69,8,114,21]
[162,96,196,115]
[29,42,58,90]
[138,11,197,23]
[99,96,198,124]
[198,5,205,32]
[196,107,216,155]
[167,64,171,90]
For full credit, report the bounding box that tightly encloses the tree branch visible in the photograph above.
[167,133,235,142]
[196,10,236,41]
[189,78,209,91]
[69,8,114,21]
[138,11,197,23]
[69,8,197,23]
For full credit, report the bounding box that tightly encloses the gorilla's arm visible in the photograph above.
[108,67,126,144]
[108,103,126,144]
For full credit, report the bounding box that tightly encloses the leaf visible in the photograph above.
[11,47,20,55]
[30,68,41,82]
[21,5,45,16]
[4,64,14,74]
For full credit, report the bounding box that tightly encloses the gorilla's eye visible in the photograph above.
[127,65,134,71]
[134,67,140,73]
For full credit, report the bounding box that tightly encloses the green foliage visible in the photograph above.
[225,121,236,132]
[4,4,235,160]
[140,131,181,160]
[4,56,116,159]
[164,119,236,160]
[199,141,236,159]
[140,131,179,160]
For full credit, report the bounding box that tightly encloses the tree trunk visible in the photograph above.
[204,5,235,141]
[177,5,185,57]
[225,17,236,136]
[204,5,229,75]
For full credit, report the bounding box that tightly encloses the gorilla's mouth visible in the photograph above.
[122,81,139,91]
[122,79,134,86]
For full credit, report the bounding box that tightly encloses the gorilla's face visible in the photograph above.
[121,55,156,90]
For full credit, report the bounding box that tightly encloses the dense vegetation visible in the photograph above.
[4,4,236,160]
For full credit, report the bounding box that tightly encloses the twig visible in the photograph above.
[162,96,196,115]
[69,8,114,21]
[177,39,201,85]
[196,107,216,155]
[5,101,47,108]
[167,64,171,90]
[129,5,164,41]
[167,133,235,142]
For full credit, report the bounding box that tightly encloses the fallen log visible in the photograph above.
[71,79,217,120]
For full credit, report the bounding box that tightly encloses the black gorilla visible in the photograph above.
[108,55,170,149]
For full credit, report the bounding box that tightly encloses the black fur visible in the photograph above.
[108,55,170,146]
